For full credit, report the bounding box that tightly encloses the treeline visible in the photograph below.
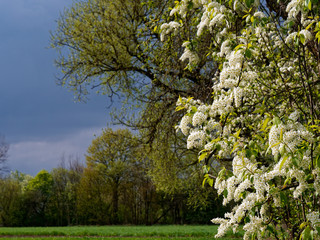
[0,129,228,227]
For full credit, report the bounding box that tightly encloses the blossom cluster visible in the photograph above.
[163,0,320,238]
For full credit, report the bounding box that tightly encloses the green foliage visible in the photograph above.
[85,128,140,223]
[50,0,219,207]
[0,127,228,226]
[0,177,22,226]
[26,170,53,194]
[49,159,83,226]
[76,167,111,225]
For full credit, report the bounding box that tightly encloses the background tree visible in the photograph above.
[0,177,21,226]
[147,138,227,221]
[0,155,225,226]
[86,128,141,223]
[49,155,83,226]
[0,171,33,227]
[24,170,54,226]
[50,0,218,201]
[77,166,111,225]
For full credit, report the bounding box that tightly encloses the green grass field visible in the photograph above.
[0,225,243,239]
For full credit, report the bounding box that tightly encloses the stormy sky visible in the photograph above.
[0,0,115,175]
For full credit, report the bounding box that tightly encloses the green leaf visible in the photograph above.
[207,177,214,187]
[242,14,248,19]
[202,177,207,187]
[231,142,239,153]
[300,222,307,230]
[316,31,320,44]
[305,0,312,10]
[234,129,241,138]
[246,149,252,158]
[316,155,320,168]
[283,177,291,186]
[251,233,256,240]
[308,1,312,10]
[245,48,252,58]
[273,117,281,125]
[191,106,197,114]
[234,44,245,52]
[279,155,288,170]
[261,118,270,131]
[186,96,194,103]
[292,157,299,167]
[301,226,312,240]
[306,22,315,30]
[199,152,208,162]
[228,0,233,8]
[202,174,213,187]
[300,33,306,44]
[176,106,185,111]
[245,0,254,8]
[271,142,281,148]
[223,189,228,198]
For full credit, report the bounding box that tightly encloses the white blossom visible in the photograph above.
[307,211,320,232]
[192,111,207,126]
[286,0,304,20]
[167,0,320,238]
[300,29,313,45]
[160,21,181,41]
[254,11,265,18]
[180,48,200,66]
[179,115,192,136]
[285,32,297,44]
[187,130,206,149]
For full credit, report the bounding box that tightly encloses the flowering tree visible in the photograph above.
[162,0,320,239]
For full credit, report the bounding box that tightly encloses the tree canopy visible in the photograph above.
[86,128,140,223]
[50,0,214,143]
[50,0,219,205]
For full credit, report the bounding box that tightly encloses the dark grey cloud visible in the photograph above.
[0,0,116,175]
[8,126,106,176]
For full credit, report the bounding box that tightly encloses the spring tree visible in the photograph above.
[86,128,141,223]
[50,0,214,143]
[51,0,219,207]
[163,0,320,239]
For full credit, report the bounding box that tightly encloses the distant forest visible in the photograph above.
[0,129,228,227]
[0,160,226,227]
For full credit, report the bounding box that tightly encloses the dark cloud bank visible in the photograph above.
[0,0,114,175]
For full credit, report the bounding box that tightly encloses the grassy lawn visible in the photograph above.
[0,225,243,239]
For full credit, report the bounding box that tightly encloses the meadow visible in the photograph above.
[0,225,243,239]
